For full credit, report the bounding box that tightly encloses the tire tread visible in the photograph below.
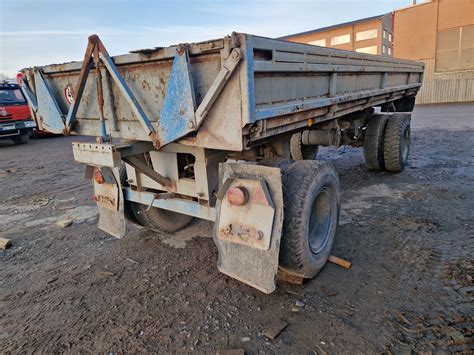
[383,114,411,172]
[280,160,340,277]
[364,114,388,170]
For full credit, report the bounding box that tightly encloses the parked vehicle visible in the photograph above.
[0,81,36,144]
[19,33,423,293]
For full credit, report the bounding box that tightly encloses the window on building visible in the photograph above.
[308,39,327,47]
[388,47,392,56]
[436,25,474,72]
[356,29,378,41]
[388,33,392,42]
[383,30,388,39]
[330,34,351,46]
[382,44,387,54]
[356,46,378,55]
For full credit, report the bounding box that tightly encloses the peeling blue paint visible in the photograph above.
[158,49,197,146]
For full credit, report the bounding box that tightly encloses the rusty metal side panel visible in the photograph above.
[180,71,243,151]
[32,39,246,151]
[214,163,283,294]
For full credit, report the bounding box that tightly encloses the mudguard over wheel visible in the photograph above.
[290,132,319,160]
[384,114,411,172]
[280,160,340,278]
[364,114,388,170]
[119,163,193,233]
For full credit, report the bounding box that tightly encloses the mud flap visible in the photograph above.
[89,166,126,238]
[214,163,283,294]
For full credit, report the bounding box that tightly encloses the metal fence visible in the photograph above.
[416,58,474,104]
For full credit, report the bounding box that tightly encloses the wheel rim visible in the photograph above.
[308,187,335,255]
[401,125,410,162]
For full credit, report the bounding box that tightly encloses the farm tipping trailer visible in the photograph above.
[19,33,423,293]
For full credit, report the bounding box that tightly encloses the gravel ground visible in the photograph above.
[0,103,473,353]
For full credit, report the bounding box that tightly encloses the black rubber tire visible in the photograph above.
[12,133,29,145]
[290,132,319,160]
[131,203,193,233]
[364,114,388,171]
[280,160,341,278]
[383,114,411,172]
[118,163,193,233]
[119,163,141,225]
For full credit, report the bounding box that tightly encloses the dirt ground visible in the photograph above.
[1,104,473,353]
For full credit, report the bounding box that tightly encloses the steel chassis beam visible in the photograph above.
[124,188,216,221]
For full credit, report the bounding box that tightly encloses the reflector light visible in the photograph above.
[227,186,249,206]
[94,169,105,184]
[16,73,23,85]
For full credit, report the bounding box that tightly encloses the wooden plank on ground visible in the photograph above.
[277,267,304,285]
[0,237,12,250]
[216,350,244,355]
[263,320,289,339]
[328,255,351,269]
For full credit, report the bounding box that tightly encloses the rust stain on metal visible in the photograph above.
[251,187,269,206]
[141,80,151,91]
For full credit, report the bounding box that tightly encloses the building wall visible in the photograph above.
[438,0,474,29]
[394,0,474,104]
[416,58,474,104]
[286,16,393,56]
[283,0,473,104]
[393,1,438,60]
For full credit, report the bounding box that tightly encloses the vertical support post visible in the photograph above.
[104,70,119,132]
[328,72,338,115]
[93,43,108,142]
[329,72,338,97]
[381,72,388,89]
[65,38,96,131]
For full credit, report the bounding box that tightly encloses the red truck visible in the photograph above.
[0,81,37,144]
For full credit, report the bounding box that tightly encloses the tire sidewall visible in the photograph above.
[398,119,410,170]
[301,169,340,272]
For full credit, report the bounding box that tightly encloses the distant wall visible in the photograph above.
[393,1,438,60]
[285,17,393,56]
[394,0,474,104]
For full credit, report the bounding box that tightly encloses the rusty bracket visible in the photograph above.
[194,48,242,127]
[65,35,161,148]
[122,155,173,189]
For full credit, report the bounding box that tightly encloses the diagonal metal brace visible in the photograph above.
[194,48,241,128]
[18,78,38,112]
[122,156,173,189]
[65,35,161,148]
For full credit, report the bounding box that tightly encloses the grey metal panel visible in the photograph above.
[33,70,65,134]
[248,34,422,67]
[254,74,329,105]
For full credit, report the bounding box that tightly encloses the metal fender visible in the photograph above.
[214,163,283,294]
[86,165,126,238]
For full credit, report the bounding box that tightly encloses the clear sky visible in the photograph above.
[1,0,415,78]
